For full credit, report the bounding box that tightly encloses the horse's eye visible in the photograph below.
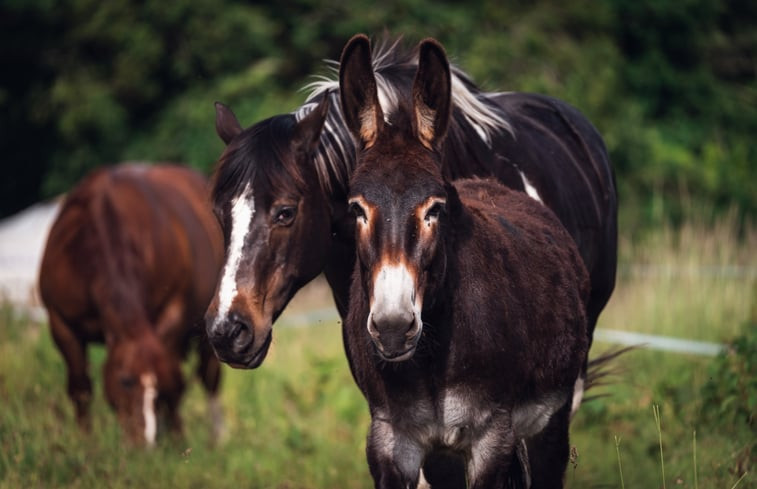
[273,206,296,226]
[425,202,445,222]
[119,375,137,389]
[348,201,367,222]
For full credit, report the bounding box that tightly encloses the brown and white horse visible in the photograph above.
[341,36,589,488]
[39,163,224,445]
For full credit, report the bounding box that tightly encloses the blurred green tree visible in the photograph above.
[1,0,754,231]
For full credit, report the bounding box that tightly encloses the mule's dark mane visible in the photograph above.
[294,36,514,197]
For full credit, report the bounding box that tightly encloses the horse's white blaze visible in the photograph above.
[141,373,157,446]
[215,183,254,327]
[518,170,543,204]
[369,263,421,332]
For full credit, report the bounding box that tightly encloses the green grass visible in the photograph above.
[0,218,754,488]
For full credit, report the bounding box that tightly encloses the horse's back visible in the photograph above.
[39,163,222,339]
[485,92,617,329]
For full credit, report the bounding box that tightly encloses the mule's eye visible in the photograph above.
[425,202,445,222]
[349,201,367,223]
[273,206,296,226]
[119,375,137,389]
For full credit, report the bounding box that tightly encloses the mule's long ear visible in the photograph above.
[292,95,330,155]
[214,102,243,145]
[412,39,452,151]
[339,34,384,148]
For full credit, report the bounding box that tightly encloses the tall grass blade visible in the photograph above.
[653,404,666,489]
[614,435,625,489]
[692,430,698,489]
[730,471,748,489]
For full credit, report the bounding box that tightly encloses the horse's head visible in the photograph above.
[205,98,331,368]
[103,332,184,446]
[341,35,453,362]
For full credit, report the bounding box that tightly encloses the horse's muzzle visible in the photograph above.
[206,312,272,369]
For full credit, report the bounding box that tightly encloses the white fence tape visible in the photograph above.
[277,308,728,357]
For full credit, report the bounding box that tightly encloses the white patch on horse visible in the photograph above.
[215,183,254,328]
[368,263,422,338]
[570,375,584,419]
[512,391,567,438]
[141,373,157,446]
[518,170,543,204]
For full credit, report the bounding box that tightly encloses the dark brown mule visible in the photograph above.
[204,36,615,409]
[341,37,589,488]
[39,163,225,445]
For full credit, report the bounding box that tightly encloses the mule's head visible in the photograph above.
[103,332,184,446]
[341,35,453,362]
[205,97,331,368]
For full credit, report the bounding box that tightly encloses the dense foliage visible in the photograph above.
[2,0,755,231]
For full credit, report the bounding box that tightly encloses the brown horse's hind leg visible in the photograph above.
[48,311,92,431]
[197,337,224,442]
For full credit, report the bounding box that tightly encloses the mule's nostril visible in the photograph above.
[404,317,416,337]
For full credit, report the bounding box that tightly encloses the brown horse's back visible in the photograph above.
[40,163,222,344]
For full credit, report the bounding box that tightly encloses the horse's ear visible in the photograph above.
[412,38,452,151]
[339,34,384,149]
[292,95,330,154]
[214,102,243,145]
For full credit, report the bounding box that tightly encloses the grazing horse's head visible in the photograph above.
[103,332,184,446]
[341,35,453,362]
[204,98,331,368]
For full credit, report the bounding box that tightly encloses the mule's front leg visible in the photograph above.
[468,419,519,489]
[366,417,424,489]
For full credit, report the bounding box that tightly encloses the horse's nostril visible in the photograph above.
[229,321,244,340]
[226,313,253,347]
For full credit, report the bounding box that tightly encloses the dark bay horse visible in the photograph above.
[341,36,588,489]
[205,35,616,412]
[39,163,225,445]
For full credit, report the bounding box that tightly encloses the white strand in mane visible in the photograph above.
[301,42,514,144]
[294,98,353,195]
[449,73,514,143]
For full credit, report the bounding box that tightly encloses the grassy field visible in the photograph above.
[0,218,754,488]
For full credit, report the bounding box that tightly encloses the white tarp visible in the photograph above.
[0,199,62,316]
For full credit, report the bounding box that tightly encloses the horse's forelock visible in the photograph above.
[212,116,307,211]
